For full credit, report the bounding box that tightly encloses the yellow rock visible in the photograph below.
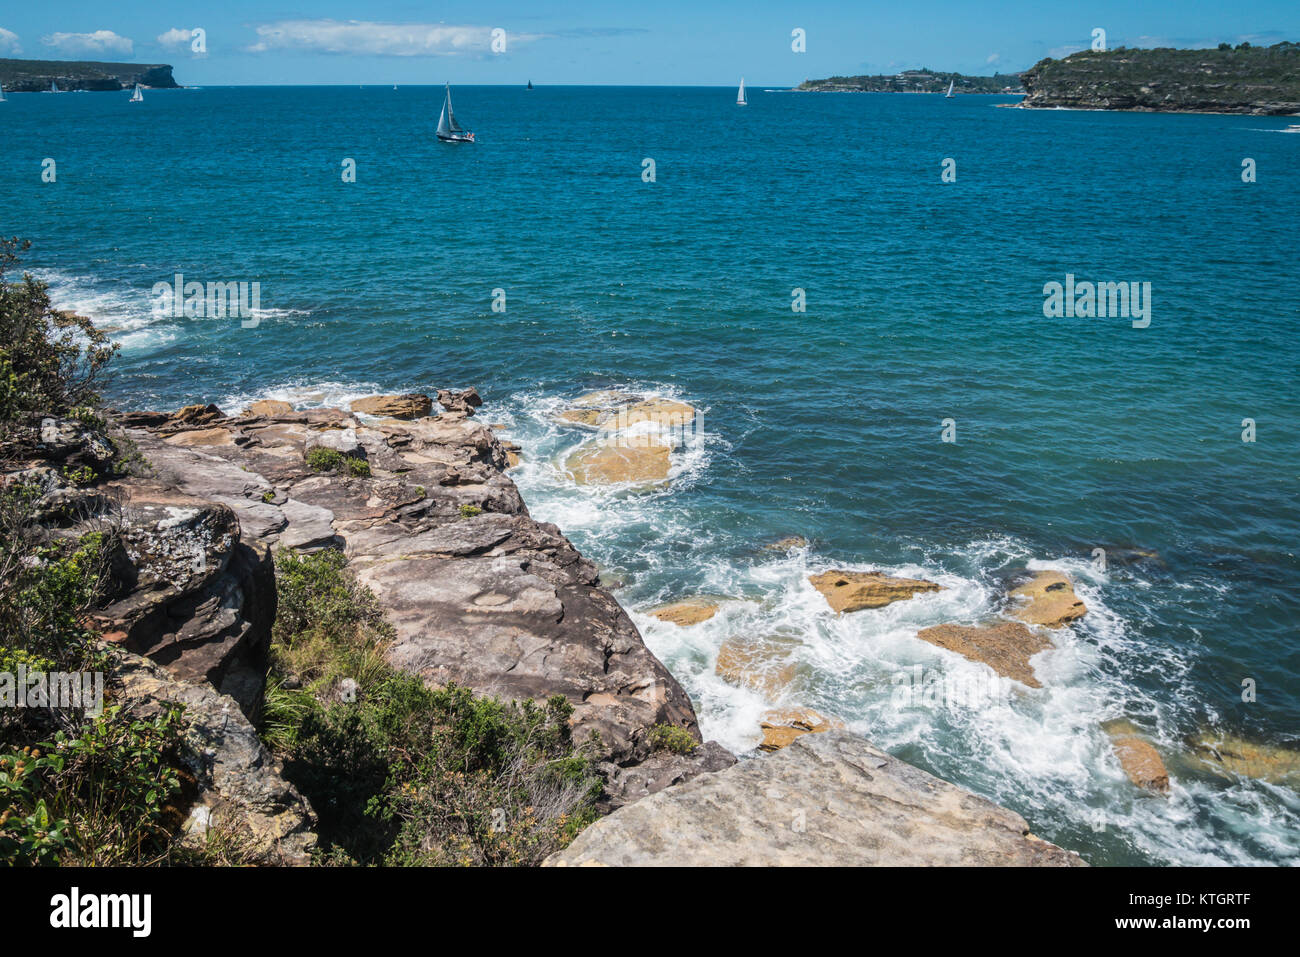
[649,600,719,627]
[164,427,235,447]
[1188,731,1300,786]
[245,399,293,417]
[506,450,522,469]
[1101,720,1170,794]
[808,570,942,613]
[916,621,1052,688]
[557,408,604,427]
[758,707,841,752]
[715,636,799,698]
[564,441,671,485]
[1008,571,1087,628]
[597,398,696,432]
[350,394,432,420]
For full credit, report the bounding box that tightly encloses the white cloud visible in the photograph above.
[247,19,544,56]
[1048,44,1085,59]
[986,53,1001,65]
[42,30,134,58]
[157,28,192,50]
[0,27,21,55]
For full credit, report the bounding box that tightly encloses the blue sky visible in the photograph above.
[1,1,1295,85]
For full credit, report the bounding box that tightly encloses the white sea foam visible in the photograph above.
[217,380,382,416]
[493,385,1300,866]
[33,269,311,352]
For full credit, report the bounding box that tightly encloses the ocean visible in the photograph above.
[2,84,1297,865]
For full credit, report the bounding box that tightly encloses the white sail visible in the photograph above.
[737,77,747,105]
[130,83,143,102]
[0,85,6,102]
[945,79,954,97]
[437,102,450,137]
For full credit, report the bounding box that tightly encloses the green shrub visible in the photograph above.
[305,447,370,477]
[263,548,602,866]
[0,238,117,443]
[0,704,187,866]
[459,504,483,518]
[648,723,698,755]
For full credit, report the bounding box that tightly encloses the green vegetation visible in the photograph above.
[0,707,188,866]
[263,548,602,866]
[798,69,1025,94]
[458,504,483,518]
[0,237,117,453]
[1022,41,1300,114]
[648,723,698,755]
[0,239,192,867]
[305,446,371,477]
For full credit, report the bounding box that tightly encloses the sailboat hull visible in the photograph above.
[437,132,475,143]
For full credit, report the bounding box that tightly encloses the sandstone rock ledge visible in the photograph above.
[118,397,720,806]
[545,731,1085,867]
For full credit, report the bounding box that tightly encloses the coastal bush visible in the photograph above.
[0,705,187,866]
[459,504,483,518]
[264,548,602,866]
[304,446,370,477]
[648,723,698,755]
[0,237,117,447]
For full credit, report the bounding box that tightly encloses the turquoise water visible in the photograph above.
[2,85,1298,865]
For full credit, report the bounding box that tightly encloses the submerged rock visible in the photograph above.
[1008,570,1087,628]
[1188,731,1300,787]
[1102,720,1170,794]
[564,440,672,485]
[545,731,1086,866]
[808,569,942,613]
[715,635,799,698]
[915,621,1052,688]
[763,535,809,551]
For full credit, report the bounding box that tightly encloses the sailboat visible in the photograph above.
[945,79,954,98]
[527,80,533,90]
[130,83,143,103]
[48,81,59,94]
[436,83,475,143]
[737,77,747,106]
[0,85,6,103]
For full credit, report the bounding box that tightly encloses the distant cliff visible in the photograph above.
[0,57,179,92]
[1020,42,1300,114]
[797,69,1025,94]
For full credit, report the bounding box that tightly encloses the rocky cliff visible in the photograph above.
[1020,42,1300,115]
[0,58,179,92]
[7,388,1103,864]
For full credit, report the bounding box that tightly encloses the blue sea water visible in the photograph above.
[2,85,1298,866]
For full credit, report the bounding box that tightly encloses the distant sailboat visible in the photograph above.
[737,77,747,106]
[527,79,533,90]
[0,84,6,103]
[436,83,475,143]
[394,84,398,90]
[49,81,59,94]
[945,79,954,98]
[130,83,143,103]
